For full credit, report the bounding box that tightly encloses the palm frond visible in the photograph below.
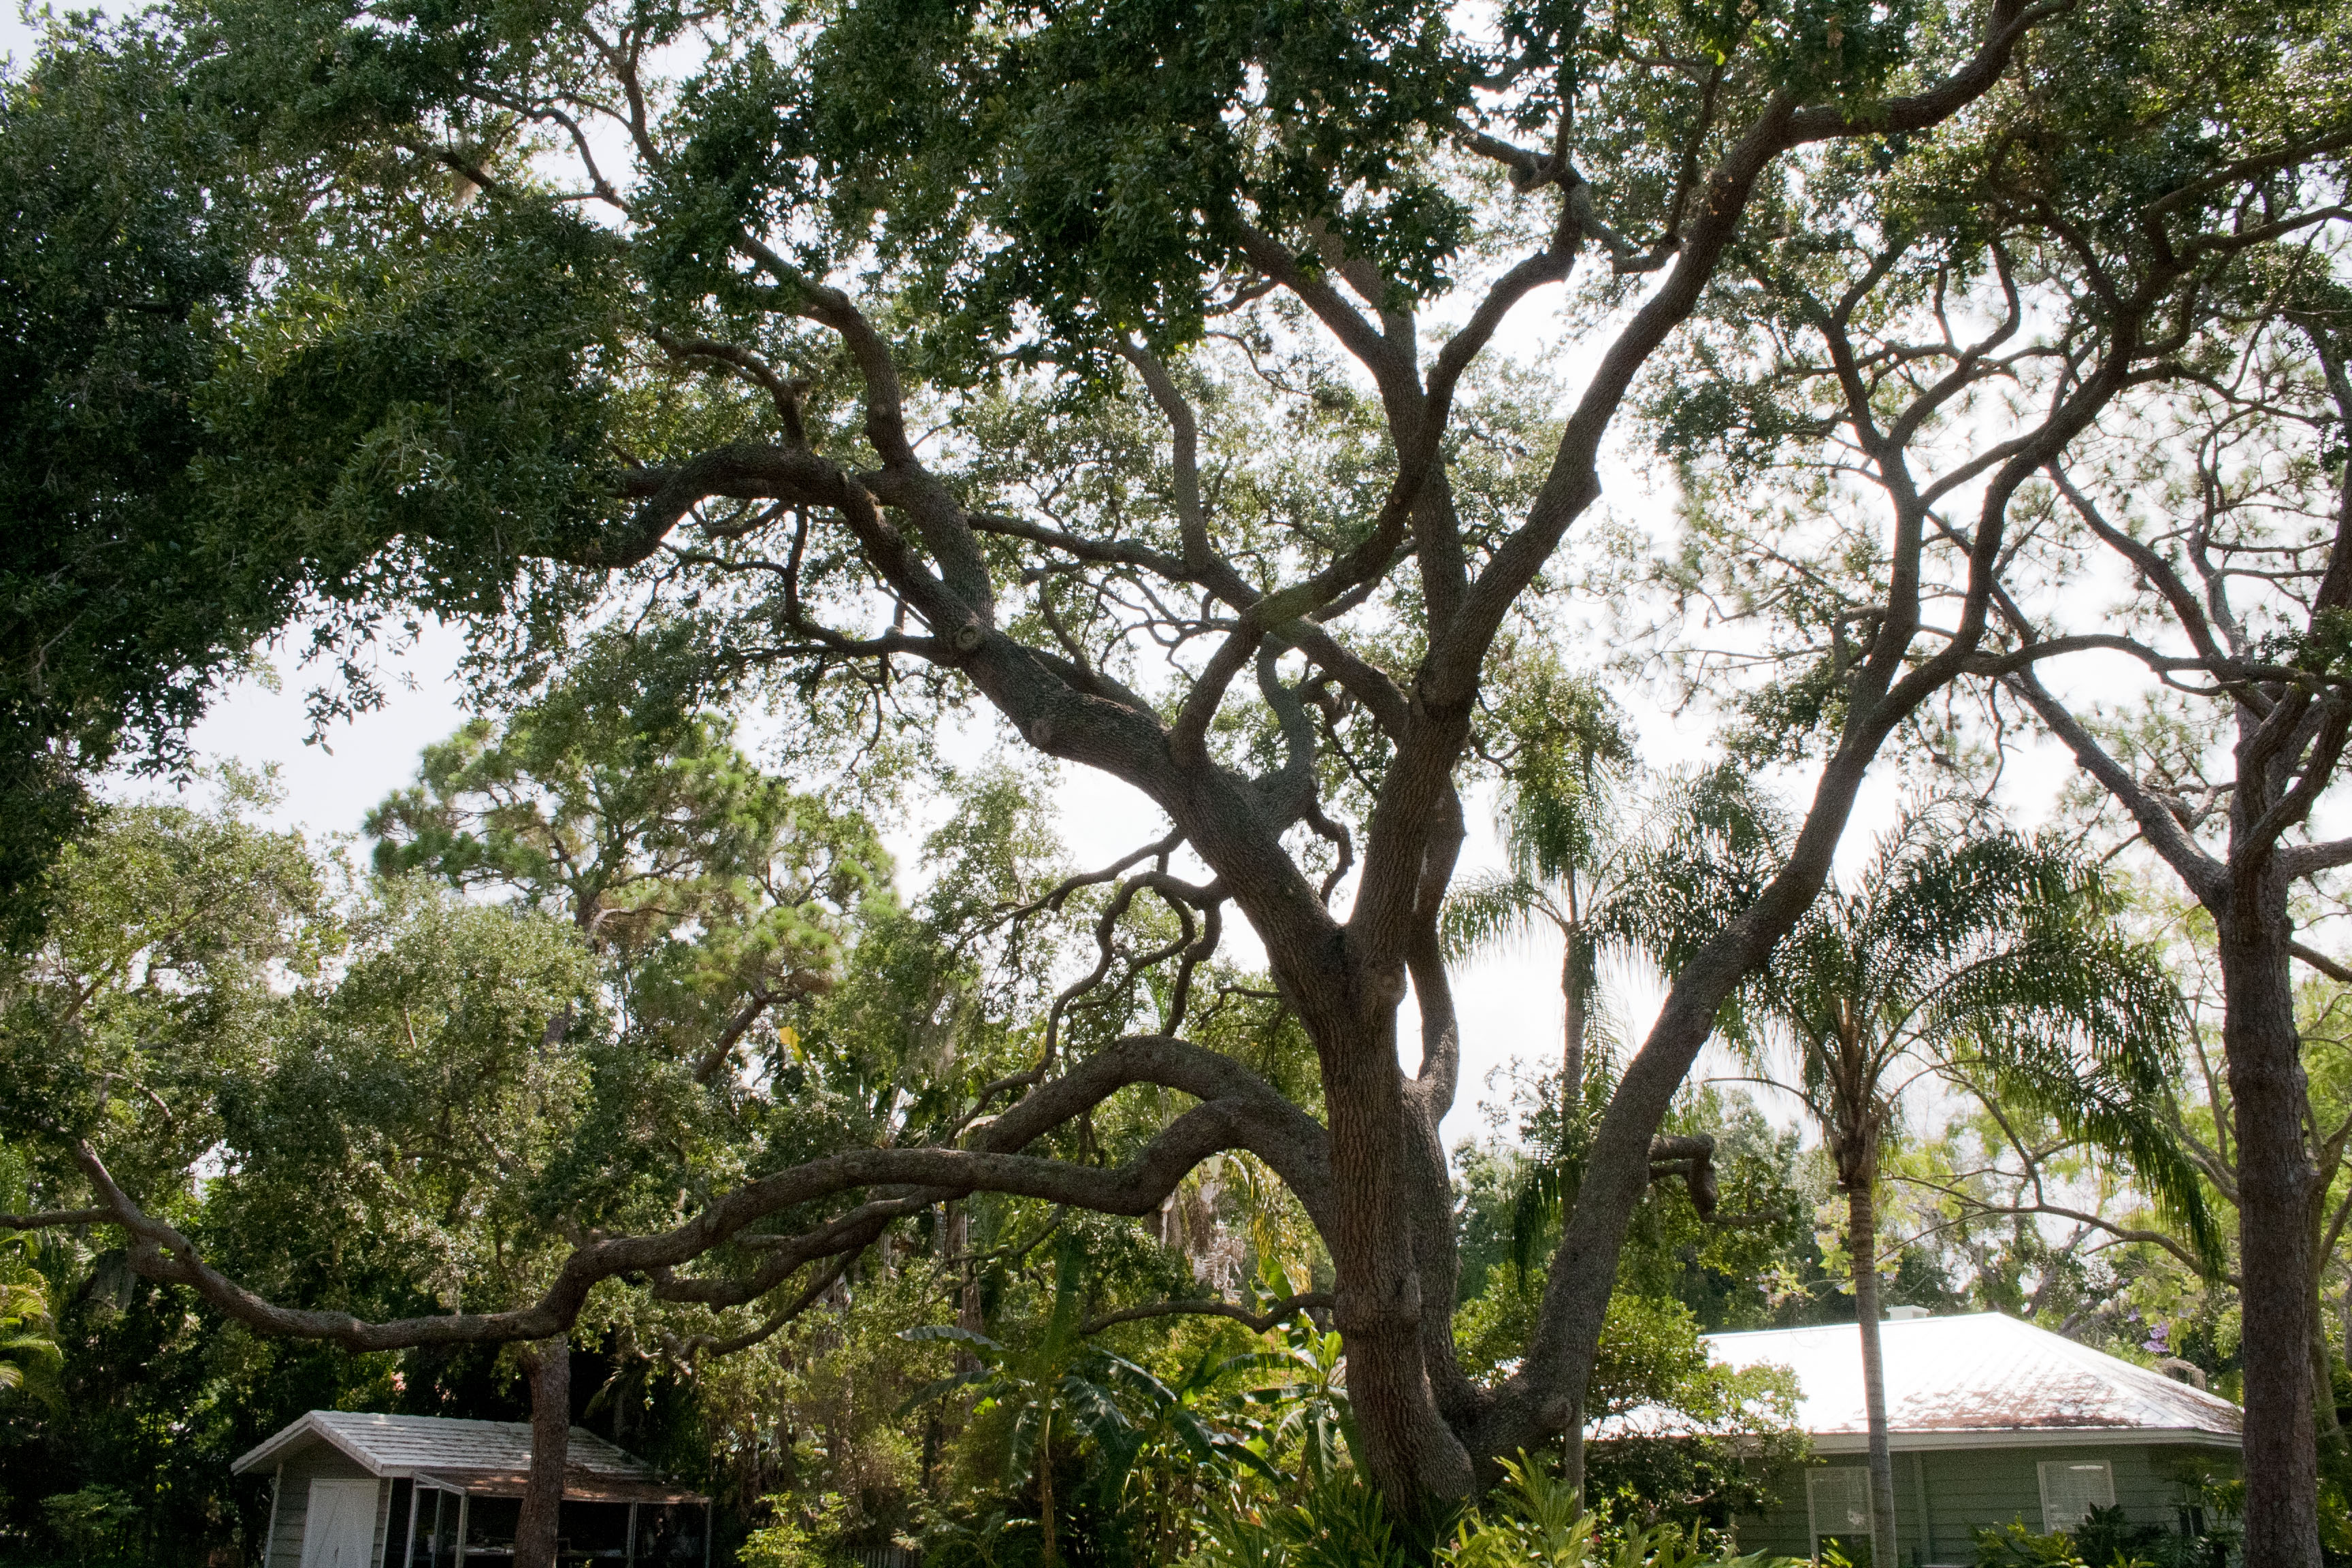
[1650,798,2217,1269]
[1599,766,1785,980]
[1925,930,2222,1271]
[1501,769,1618,886]
[1439,872,1554,961]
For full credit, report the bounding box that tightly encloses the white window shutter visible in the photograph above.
[1808,1466,1874,1549]
[2038,1459,2116,1534]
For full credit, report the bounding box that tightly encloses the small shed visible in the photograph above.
[231,1412,710,1568]
[1694,1312,2240,1565]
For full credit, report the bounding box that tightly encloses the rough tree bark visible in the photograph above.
[516,1338,572,1568]
[2219,866,2322,1561]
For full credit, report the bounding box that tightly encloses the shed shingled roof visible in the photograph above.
[230,1412,704,1502]
[1688,1311,2242,1452]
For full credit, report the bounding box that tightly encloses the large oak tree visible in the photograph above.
[4,0,2347,1546]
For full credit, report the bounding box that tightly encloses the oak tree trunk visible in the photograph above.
[1311,991,1477,1518]
[516,1338,572,1568]
[1846,1178,1901,1568]
[2220,894,2321,1567]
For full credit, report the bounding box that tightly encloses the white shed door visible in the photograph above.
[299,1480,380,1568]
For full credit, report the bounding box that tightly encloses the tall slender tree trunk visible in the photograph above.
[2314,1177,2346,1454]
[2219,893,2321,1567]
[1036,1412,1057,1568]
[946,1200,983,1376]
[1846,1177,1900,1568]
[515,1338,571,1568]
[1561,928,1586,1107]
[1558,1391,1585,1507]
[2313,1318,2343,1452]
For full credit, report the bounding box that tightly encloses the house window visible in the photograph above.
[2038,1459,2117,1533]
[1808,1467,1874,1556]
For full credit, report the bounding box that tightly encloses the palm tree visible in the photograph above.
[1645,814,2219,1567]
[904,1250,1263,1568]
[0,1277,57,1396]
[0,1155,59,1400]
[1446,732,1782,1503]
[905,1312,1091,1568]
[1441,672,1639,1113]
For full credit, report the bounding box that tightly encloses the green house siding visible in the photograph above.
[1731,1442,2237,1564]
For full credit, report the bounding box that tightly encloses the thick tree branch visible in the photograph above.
[0,1208,112,1230]
[63,1034,1330,1354]
[670,1250,860,1361]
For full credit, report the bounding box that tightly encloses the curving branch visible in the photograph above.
[2295,942,2352,985]
[0,1207,112,1230]
[668,1251,861,1362]
[1081,1291,1333,1337]
[32,1034,1330,1356]
[1647,1134,1721,1221]
[2006,665,2228,901]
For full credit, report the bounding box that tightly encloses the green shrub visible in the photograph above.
[1187,1458,1799,1568]
[1972,1505,2222,1568]
[738,1492,858,1568]
[41,1486,134,1566]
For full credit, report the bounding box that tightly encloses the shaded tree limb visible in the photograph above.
[1079,1292,1334,1337]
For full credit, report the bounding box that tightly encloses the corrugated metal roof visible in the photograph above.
[231,1412,703,1501]
[1685,1311,2240,1450]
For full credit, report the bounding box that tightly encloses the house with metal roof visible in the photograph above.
[1688,1311,2241,1564]
[231,1411,708,1568]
